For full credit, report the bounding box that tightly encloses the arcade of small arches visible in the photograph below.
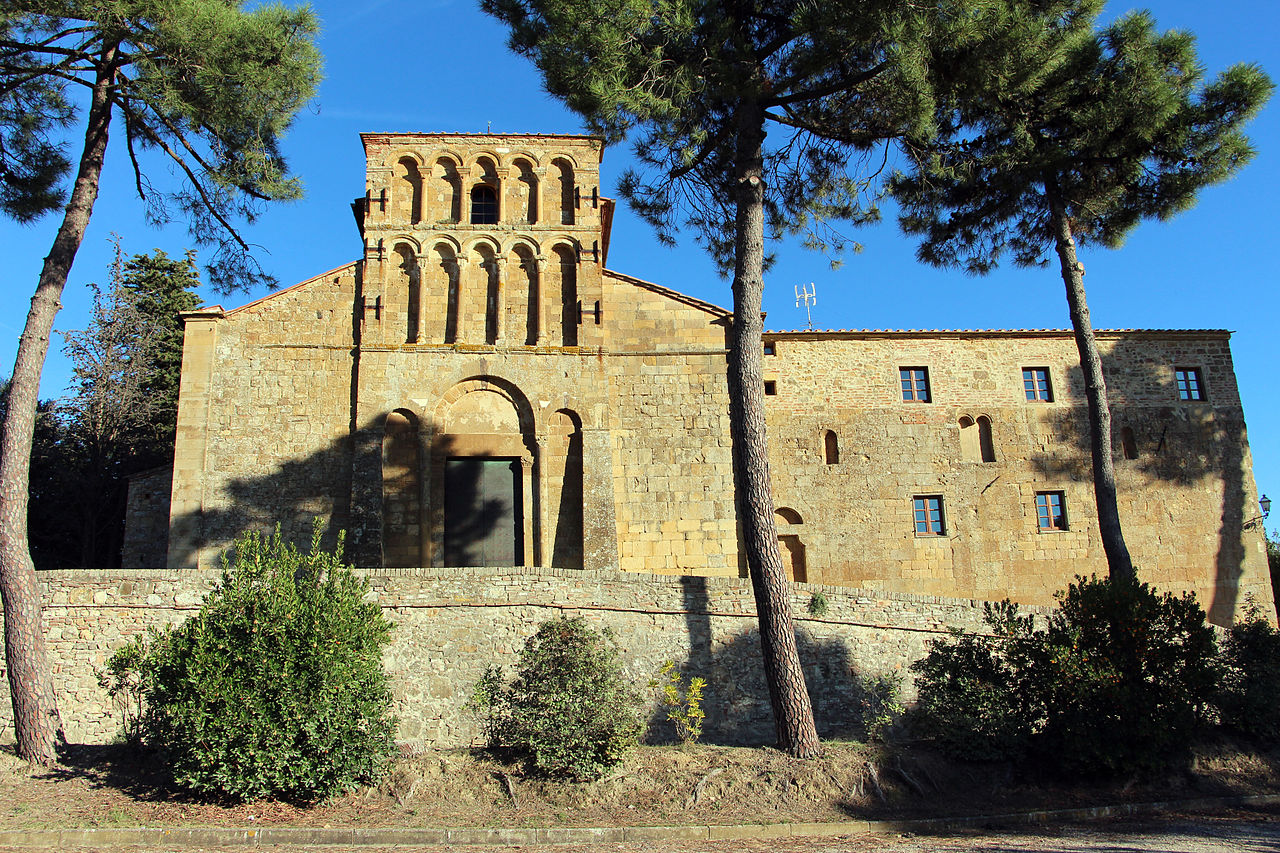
[385,148,584,229]
[386,237,581,347]
[379,377,585,571]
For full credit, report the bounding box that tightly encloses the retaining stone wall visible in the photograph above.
[0,567,1029,750]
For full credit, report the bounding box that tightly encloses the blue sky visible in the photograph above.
[1,0,1276,530]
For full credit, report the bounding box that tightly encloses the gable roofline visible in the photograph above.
[200,261,360,319]
[604,268,732,318]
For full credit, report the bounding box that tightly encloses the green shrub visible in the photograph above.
[911,578,1218,777]
[650,660,706,745]
[1217,601,1280,743]
[910,600,1037,761]
[111,522,397,802]
[471,616,642,780]
[856,672,905,743]
[1033,576,1218,778]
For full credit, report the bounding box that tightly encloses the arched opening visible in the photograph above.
[510,244,539,345]
[395,158,423,225]
[549,244,578,346]
[977,416,995,462]
[470,185,498,224]
[548,409,583,568]
[1121,426,1138,460]
[513,158,538,224]
[431,158,461,223]
[774,507,807,583]
[382,409,421,568]
[434,384,534,567]
[425,243,459,344]
[553,159,575,225]
[395,244,419,344]
[961,416,995,463]
[468,243,500,344]
[823,430,839,465]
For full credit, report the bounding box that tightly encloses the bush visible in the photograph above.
[910,601,1037,761]
[1217,601,1280,743]
[855,672,906,743]
[1033,576,1218,778]
[110,522,397,802]
[471,616,642,780]
[911,577,1218,777]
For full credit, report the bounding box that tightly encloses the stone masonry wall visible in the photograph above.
[0,568,1015,750]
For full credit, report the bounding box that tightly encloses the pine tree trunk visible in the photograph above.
[1046,180,1135,583]
[728,99,820,759]
[0,47,117,765]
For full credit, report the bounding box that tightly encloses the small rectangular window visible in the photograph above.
[1175,367,1205,401]
[913,495,946,536]
[1035,491,1067,531]
[763,341,776,356]
[764,380,777,396]
[900,367,931,402]
[1022,367,1053,401]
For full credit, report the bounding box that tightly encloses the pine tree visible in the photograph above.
[892,11,1272,582]
[0,1,320,765]
[482,0,1081,757]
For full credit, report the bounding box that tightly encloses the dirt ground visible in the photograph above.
[1,738,1278,835]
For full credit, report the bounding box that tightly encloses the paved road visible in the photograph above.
[2,814,1277,853]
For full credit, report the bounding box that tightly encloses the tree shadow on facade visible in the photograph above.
[165,416,501,570]
[1029,347,1254,624]
[661,578,882,746]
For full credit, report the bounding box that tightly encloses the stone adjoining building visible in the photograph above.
[130,131,1274,626]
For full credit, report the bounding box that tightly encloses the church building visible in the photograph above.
[126,132,1273,626]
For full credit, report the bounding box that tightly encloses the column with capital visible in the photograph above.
[448,255,468,343]
[414,254,431,344]
[491,255,507,345]
[520,455,536,567]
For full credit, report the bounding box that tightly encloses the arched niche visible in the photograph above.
[512,158,538,224]
[823,430,839,465]
[509,243,539,346]
[432,379,537,568]
[774,507,807,582]
[959,415,995,463]
[393,243,419,344]
[548,243,578,346]
[431,157,462,223]
[547,408,583,569]
[552,159,575,225]
[395,157,423,225]
[425,242,458,345]
[462,242,500,344]
[381,409,422,568]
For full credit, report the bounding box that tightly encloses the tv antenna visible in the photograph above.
[795,282,817,329]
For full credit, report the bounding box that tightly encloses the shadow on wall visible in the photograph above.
[1029,347,1254,625]
[166,413,502,570]
[658,576,885,746]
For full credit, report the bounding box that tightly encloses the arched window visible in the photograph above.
[774,507,806,582]
[553,159,575,225]
[1121,426,1138,460]
[823,430,839,465]
[395,158,423,224]
[960,415,996,463]
[470,185,498,224]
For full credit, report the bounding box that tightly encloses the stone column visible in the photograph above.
[521,455,535,567]
[453,256,470,343]
[534,254,548,346]
[414,254,431,344]
[492,256,507,345]
[418,422,433,567]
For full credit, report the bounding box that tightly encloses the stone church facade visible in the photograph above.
[131,131,1273,625]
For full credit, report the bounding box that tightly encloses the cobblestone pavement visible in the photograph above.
[1,813,1277,853]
